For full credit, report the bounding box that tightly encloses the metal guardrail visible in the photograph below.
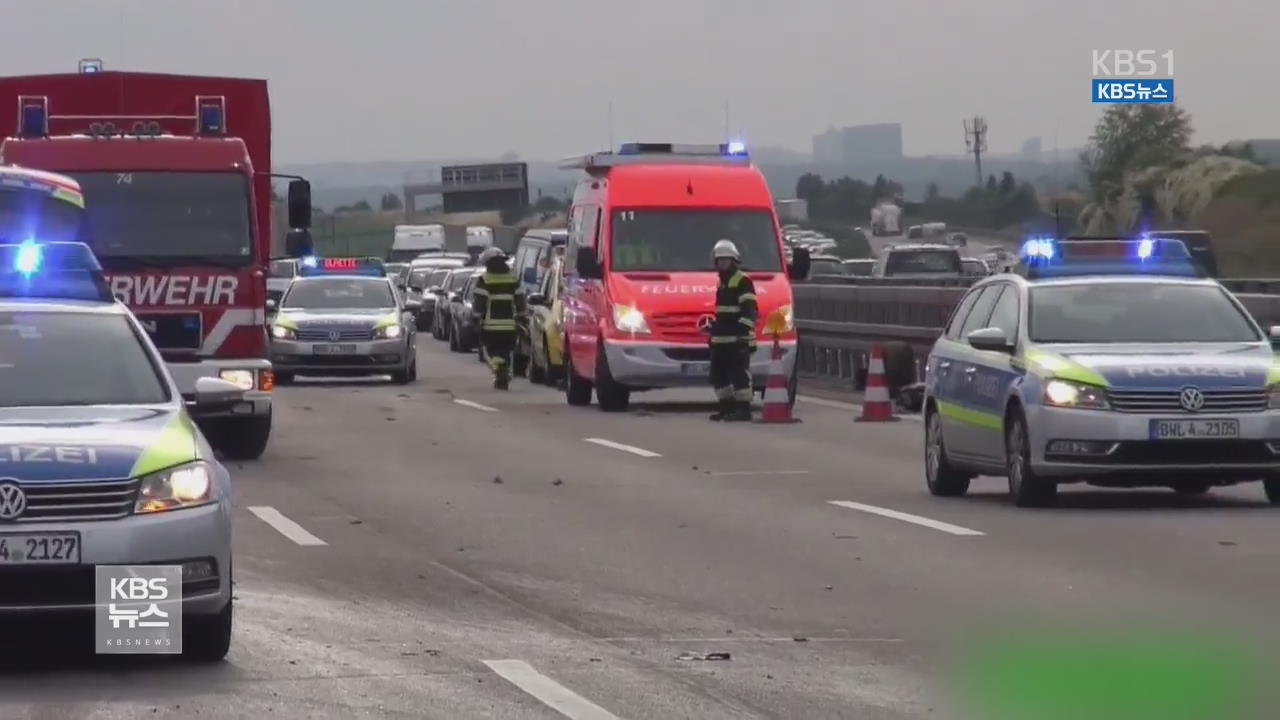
[793,278,1280,393]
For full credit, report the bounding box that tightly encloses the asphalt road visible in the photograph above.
[3,339,1279,719]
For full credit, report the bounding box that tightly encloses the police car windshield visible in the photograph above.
[0,312,169,407]
[611,210,783,272]
[885,250,960,274]
[1029,283,1261,343]
[283,278,395,309]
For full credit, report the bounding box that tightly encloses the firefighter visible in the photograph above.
[707,239,758,421]
[471,247,525,389]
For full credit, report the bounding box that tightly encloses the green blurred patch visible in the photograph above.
[952,630,1263,720]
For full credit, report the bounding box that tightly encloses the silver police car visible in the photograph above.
[923,237,1280,507]
[0,241,238,659]
[269,258,419,384]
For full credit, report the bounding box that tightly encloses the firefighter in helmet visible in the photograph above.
[471,247,526,389]
[707,239,758,421]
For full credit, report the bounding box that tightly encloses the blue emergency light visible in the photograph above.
[297,256,386,277]
[0,241,114,302]
[17,96,48,138]
[617,142,749,158]
[1018,236,1202,280]
[196,96,226,136]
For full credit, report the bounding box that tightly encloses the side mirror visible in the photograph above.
[285,229,314,258]
[576,247,602,279]
[788,246,812,281]
[193,376,245,411]
[287,179,312,229]
[967,327,1014,353]
[527,293,546,307]
[1269,325,1280,348]
[266,298,277,311]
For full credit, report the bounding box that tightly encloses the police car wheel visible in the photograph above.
[1005,411,1057,508]
[184,602,232,662]
[1263,475,1280,505]
[925,408,972,497]
[217,413,272,461]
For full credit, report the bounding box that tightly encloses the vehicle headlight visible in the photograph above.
[612,305,650,334]
[375,324,403,339]
[1268,383,1280,409]
[135,461,215,514]
[218,369,255,391]
[767,304,794,334]
[271,324,296,340]
[1043,379,1111,410]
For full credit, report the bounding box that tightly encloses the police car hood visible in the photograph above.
[280,308,397,325]
[1043,342,1274,389]
[0,406,200,483]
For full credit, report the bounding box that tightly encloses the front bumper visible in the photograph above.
[170,359,272,420]
[0,500,231,615]
[602,339,797,389]
[1025,404,1280,481]
[271,337,410,374]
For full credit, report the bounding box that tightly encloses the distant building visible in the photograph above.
[811,123,904,165]
[1020,137,1042,158]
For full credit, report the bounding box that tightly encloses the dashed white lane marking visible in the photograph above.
[483,659,623,720]
[709,470,812,476]
[247,506,328,546]
[828,500,985,536]
[798,395,923,422]
[454,398,499,413]
[583,438,662,458]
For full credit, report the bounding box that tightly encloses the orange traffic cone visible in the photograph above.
[759,337,800,423]
[856,343,899,422]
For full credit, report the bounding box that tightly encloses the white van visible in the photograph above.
[389,224,446,261]
[465,225,495,251]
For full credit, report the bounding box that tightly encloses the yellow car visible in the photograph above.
[526,256,566,385]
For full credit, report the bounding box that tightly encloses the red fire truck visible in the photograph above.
[0,70,313,459]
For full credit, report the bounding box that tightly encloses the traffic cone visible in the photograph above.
[759,337,800,424]
[856,343,899,422]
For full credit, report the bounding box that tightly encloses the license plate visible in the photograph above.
[313,344,357,355]
[1149,418,1240,440]
[682,362,711,375]
[0,532,81,565]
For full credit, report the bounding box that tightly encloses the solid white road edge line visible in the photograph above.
[827,500,985,536]
[583,438,662,458]
[798,394,923,422]
[483,659,623,720]
[454,398,499,412]
[247,506,329,546]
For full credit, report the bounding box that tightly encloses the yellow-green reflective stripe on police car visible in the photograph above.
[129,413,200,478]
[937,401,1003,430]
[1268,364,1280,386]
[273,316,298,330]
[1022,349,1109,387]
[373,313,399,330]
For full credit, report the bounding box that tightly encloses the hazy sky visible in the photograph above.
[1,0,1275,164]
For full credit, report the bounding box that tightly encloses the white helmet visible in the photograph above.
[479,247,506,264]
[712,239,740,261]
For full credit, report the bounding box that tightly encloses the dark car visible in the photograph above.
[414,267,452,334]
[432,268,474,341]
[447,268,484,353]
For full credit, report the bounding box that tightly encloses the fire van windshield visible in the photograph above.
[69,171,254,266]
[610,209,783,272]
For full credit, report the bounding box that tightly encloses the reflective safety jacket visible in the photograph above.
[710,269,758,348]
[472,271,525,332]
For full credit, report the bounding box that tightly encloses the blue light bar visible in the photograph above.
[297,256,387,277]
[616,142,749,158]
[196,96,226,136]
[0,241,113,302]
[1019,237,1202,279]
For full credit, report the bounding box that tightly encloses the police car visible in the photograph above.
[923,236,1280,507]
[269,256,420,384]
[0,241,238,658]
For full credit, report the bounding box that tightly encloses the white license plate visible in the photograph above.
[313,344,357,355]
[1149,418,1240,440]
[682,362,711,375]
[0,532,81,565]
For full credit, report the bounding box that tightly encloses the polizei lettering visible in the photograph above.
[1124,365,1248,378]
[0,445,100,463]
[109,275,239,306]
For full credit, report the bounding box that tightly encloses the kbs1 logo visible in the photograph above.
[1092,50,1174,104]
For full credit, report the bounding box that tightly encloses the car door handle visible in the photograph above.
[938,361,952,369]
[964,367,976,374]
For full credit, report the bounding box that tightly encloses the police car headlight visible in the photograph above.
[375,324,403,339]
[1044,379,1111,410]
[271,324,296,340]
[135,461,214,514]
[612,305,650,334]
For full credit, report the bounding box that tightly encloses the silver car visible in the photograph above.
[269,274,419,384]
[0,272,239,660]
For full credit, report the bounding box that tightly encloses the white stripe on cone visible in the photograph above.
[865,385,891,402]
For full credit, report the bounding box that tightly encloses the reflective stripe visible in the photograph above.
[715,386,734,400]
[738,317,755,327]
[728,272,746,288]
[130,413,200,478]
[716,305,739,313]
[711,336,746,344]
[489,294,514,301]
[484,320,516,329]
[1021,348,1109,387]
[738,293,757,303]
[1268,364,1280,386]
[733,388,754,401]
[937,401,1003,430]
[373,313,399,330]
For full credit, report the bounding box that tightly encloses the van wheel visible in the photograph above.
[564,340,593,406]
[594,343,630,412]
